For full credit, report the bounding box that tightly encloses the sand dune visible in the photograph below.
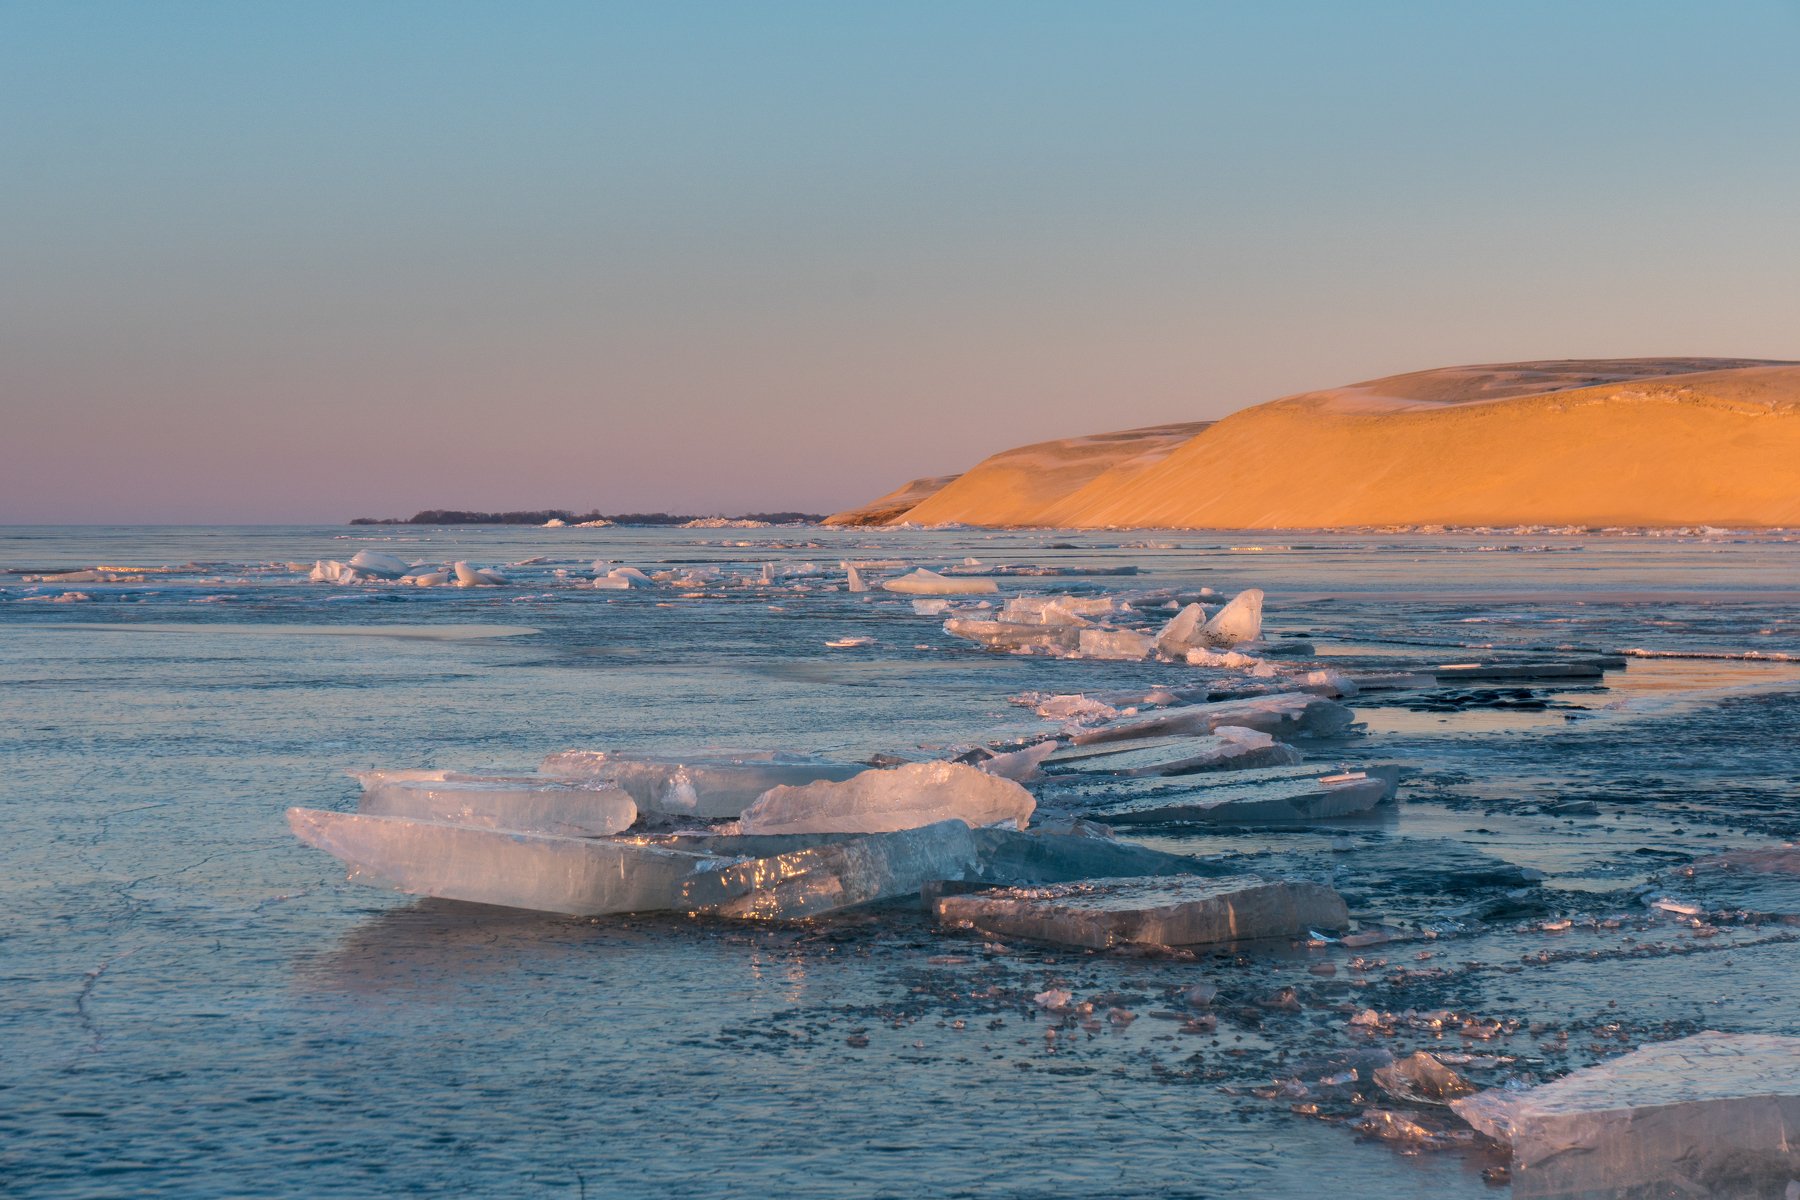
[891,422,1210,527]
[820,473,963,526]
[830,359,1800,528]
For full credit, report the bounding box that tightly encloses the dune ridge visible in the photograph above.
[829,359,1800,529]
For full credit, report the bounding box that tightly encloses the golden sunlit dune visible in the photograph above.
[820,473,963,526]
[829,359,1800,529]
[889,422,1211,527]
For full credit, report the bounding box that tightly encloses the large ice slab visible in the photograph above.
[359,777,637,838]
[1452,1032,1800,1199]
[739,761,1035,835]
[882,568,999,595]
[1069,692,1354,745]
[540,750,865,820]
[680,819,979,920]
[1045,726,1302,777]
[1089,768,1397,825]
[966,826,1225,886]
[1435,660,1605,682]
[935,874,1349,949]
[287,808,711,914]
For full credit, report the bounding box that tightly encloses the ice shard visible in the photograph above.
[972,741,1059,782]
[882,568,999,595]
[540,750,866,820]
[1452,1032,1800,1199]
[287,808,711,914]
[1069,692,1354,745]
[1076,628,1154,660]
[1434,660,1606,682]
[680,819,980,920]
[738,761,1035,835]
[1197,588,1263,647]
[1153,602,1208,657]
[935,874,1349,949]
[965,826,1224,886]
[358,777,637,838]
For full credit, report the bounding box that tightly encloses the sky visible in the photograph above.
[3,1,1798,523]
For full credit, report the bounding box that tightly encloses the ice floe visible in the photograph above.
[738,761,1034,835]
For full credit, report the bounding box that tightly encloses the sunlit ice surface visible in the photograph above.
[3,524,1798,1198]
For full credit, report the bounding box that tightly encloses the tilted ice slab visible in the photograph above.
[965,826,1224,887]
[971,741,1059,781]
[359,777,637,838]
[540,750,865,820]
[680,820,980,920]
[738,761,1035,835]
[1046,727,1302,777]
[1069,692,1354,745]
[1197,588,1263,647]
[882,568,999,595]
[287,808,712,915]
[935,874,1349,949]
[1075,628,1154,661]
[1075,766,1399,825]
[1452,1032,1800,1199]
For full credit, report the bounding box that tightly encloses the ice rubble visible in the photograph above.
[738,762,1035,835]
[1452,1032,1800,1198]
[882,568,999,595]
[358,776,637,838]
[540,750,865,820]
[287,808,710,914]
[935,874,1349,949]
[680,820,980,920]
[1068,692,1355,745]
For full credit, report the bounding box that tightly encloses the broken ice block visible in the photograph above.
[540,750,865,820]
[999,595,1113,625]
[681,819,979,919]
[1070,692,1354,745]
[1089,768,1397,825]
[1046,726,1302,777]
[1452,1032,1800,1199]
[1076,628,1154,660]
[1372,1051,1476,1105]
[882,568,999,595]
[943,619,1081,654]
[845,565,868,593]
[346,550,409,578]
[359,777,637,838]
[1153,602,1208,657]
[287,808,710,914]
[935,874,1349,949]
[1198,588,1263,647]
[738,761,1035,835]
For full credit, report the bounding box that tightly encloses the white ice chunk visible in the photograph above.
[680,820,979,920]
[1026,694,1123,725]
[411,571,452,587]
[346,550,409,578]
[1153,602,1209,657]
[942,619,1081,654]
[359,777,637,837]
[846,565,869,593]
[882,568,999,595]
[739,761,1035,835]
[912,599,951,616]
[1452,1032,1800,1198]
[1199,588,1263,647]
[288,808,709,914]
[540,750,866,819]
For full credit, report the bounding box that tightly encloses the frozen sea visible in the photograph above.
[4,524,1799,1199]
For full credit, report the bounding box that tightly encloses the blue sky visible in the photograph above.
[4,1,1797,521]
